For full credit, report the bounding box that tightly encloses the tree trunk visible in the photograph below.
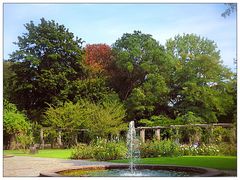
[9,134,16,150]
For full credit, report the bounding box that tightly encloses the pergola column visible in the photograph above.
[57,129,63,148]
[209,126,214,143]
[40,128,44,149]
[75,133,78,144]
[140,129,145,143]
[175,128,179,144]
[155,128,161,140]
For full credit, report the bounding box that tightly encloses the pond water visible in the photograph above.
[59,168,199,177]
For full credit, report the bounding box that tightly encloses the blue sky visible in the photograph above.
[3,3,237,70]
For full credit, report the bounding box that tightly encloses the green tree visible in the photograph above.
[221,3,237,18]
[111,30,172,100]
[68,77,119,103]
[111,31,173,123]
[84,99,127,138]
[9,18,87,122]
[3,61,15,100]
[126,73,169,122]
[44,101,86,130]
[3,100,32,149]
[44,99,127,141]
[166,34,235,123]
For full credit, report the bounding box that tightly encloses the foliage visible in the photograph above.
[179,143,236,156]
[44,101,86,130]
[70,143,94,159]
[221,3,237,18]
[85,43,112,74]
[140,139,236,158]
[217,142,237,156]
[140,139,180,158]
[91,139,127,161]
[212,126,236,144]
[111,156,237,170]
[166,34,220,60]
[111,30,172,101]
[180,144,220,156]
[9,18,87,122]
[5,17,237,145]
[139,111,203,128]
[139,115,173,127]
[166,34,235,123]
[44,99,127,140]
[3,61,15,100]
[71,139,127,161]
[16,132,34,152]
[126,73,169,122]
[175,111,203,124]
[68,77,118,103]
[3,100,33,149]
[3,100,31,135]
[83,99,127,138]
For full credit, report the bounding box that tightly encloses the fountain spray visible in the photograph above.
[126,121,140,174]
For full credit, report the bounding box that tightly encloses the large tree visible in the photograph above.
[111,31,172,100]
[110,31,174,123]
[166,34,235,123]
[9,18,87,122]
[3,61,15,100]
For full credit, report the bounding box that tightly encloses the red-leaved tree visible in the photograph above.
[85,44,112,73]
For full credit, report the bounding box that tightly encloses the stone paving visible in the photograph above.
[3,156,237,177]
[3,156,118,177]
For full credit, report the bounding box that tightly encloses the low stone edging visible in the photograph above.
[3,155,14,158]
[39,164,223,177]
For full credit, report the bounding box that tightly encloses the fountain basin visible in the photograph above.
[39,164,223,177]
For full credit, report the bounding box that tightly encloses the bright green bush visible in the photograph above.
[70,143,94,159]
[217,142,237,156]
[16,132,34,152]
[140,139,180,158]
[91,139,127,161]
[71,139,127,161]
[140,139,236,158]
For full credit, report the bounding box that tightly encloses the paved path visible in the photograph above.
[3,156,237,177]
[3,156,119,177]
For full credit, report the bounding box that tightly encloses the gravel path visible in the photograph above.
[3,156,236,177]
[3,156,119,177]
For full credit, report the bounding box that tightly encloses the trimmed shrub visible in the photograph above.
[70,143,94,159]
[71,139,127,161]
[91,139,127,161]
[217,142,237,156]
[140,139,181,158]
[179,143,236,156]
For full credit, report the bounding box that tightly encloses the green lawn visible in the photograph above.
[111,156,237,170]
[4,149,72,159]
[4,149,237,171]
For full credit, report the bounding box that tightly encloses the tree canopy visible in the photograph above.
[9,18,87,120]
[4,19,236,137]
[44,99,127,138]
[166,34,235,123]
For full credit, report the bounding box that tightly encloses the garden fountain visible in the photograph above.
[39,121,223,177]
[126,121,140,175]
